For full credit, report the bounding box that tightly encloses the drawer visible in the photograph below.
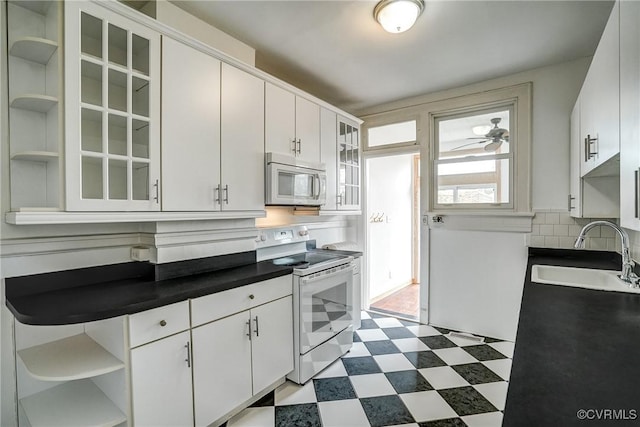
[191,274,292,327]
[129,301,190,348]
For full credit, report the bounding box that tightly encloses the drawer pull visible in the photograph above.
[185,342,191,368]
[159,320,167,327]
[246,319,252,341]
[254,316,260,337]
[249,294,255,300]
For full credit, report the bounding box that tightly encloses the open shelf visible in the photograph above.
[20,379,127,427]
[10,37,58,64]
[10,94,58,113]
[11,151,59,162]
[18,333,124,382]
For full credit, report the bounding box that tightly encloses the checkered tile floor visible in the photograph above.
[225,311,513,427]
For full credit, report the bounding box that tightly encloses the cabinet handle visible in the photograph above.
[254,316,260,337]
[586,134,598,160]
[159,320,167,327]
[337,194,343,206]
[185,342,191,368]
[568,194,575,211]
[246,319,252,341]
[297,139,302,154]
[291,139,297,155]
[153,179,159,204]
[249,294,255,300]
[634,168,640,218]
[215,184,221,204]
[223,185,229,204]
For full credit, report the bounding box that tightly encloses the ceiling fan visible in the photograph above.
[451,117,509,152]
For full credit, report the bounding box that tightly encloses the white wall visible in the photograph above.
[367,154,414,300]
[360,58,591,340]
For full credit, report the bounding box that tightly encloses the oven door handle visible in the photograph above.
[300,264,354,285]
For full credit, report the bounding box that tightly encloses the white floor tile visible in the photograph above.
[391,337,430,352]
[373,354,415,372]
[349,373,396,398]
[482,359,513,381]
[274,380,317,405]
[361,311,371,320]
[318,399,369,427]
[474,382,509,411]
[400,390,458,422]
[489,341,515,358]
[341,342,372,358]
[462,411,504,427]
[355,328,389,342]
[372,317,404,328]
[418,366,469,390]
[432,347,478,365]
[445,334,486,347]
[406,325,441,337]
[227,407,274,427]
[386,424,419,427]
[314,359,349,379]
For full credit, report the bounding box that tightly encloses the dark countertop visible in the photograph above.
[503,248,640,426]
[6,254,293,326]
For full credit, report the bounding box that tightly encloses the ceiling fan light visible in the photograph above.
[374,0,425,34]
[472,125,492,136]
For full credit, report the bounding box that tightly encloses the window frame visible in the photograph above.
[362,111,420,152]
[427,83,532,214]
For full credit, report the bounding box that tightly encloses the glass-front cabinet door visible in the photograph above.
[338,116,361,210]
[65,1,160,211]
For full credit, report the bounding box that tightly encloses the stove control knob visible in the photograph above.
[260,234,267,242]
[299,230,308,236]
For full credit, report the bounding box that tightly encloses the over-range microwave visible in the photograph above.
[266,153,326,206]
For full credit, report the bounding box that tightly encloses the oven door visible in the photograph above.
[298,263,354,354]
[267,162,326,206]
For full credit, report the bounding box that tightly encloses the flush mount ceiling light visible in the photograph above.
[374,0,425,34]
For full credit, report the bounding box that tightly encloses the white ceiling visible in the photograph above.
[170,0,614,115]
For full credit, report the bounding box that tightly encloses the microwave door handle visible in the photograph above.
[314,175,321,198]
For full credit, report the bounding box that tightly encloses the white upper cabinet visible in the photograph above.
[620,0,640,230]
[337,116,361,210]
[265,83,320,163]
[161,37,221,211]
[221,63,265,211]
[580,1,619,177]
[569,99,582,218]
[321,107,338,210]
[65,1,161,211]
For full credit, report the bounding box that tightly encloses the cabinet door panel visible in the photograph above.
[251,296,294,393]
[265,83,296,156]
[130,331,193,427]
[569,98,582,218]
[192,311,253,427]
[321,108,338,210]
[221,64,265,211]
[162,37,221,211]
[296,97,321,163]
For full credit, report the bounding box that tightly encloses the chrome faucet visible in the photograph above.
[574,220,640,287]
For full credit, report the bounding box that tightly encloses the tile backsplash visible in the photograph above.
[528,209,631,256]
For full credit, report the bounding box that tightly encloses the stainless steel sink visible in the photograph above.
[531,265,640,294]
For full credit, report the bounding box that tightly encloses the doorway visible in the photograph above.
[366,153,420,320]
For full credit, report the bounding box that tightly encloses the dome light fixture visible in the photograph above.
[374,0,425,34]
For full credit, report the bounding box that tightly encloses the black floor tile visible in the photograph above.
[382,327,416,339]
[483,336,503,343]
[249,390,274,407]
[452,363,504,385]
[360,319,381,329]
[438,386,498,416]
[404,351,447,369]
[364,340,401,355]
[433,326,453,334]
[360,395,416,427]
[418,417,468,426]
[313,377,357,402]
[275,403,322,427]
[419,335,457,349]
[353,332,362,343]
[462,344,508,361]
[342,356,382,375]
[385,370,434,394]
[368,312,387,318]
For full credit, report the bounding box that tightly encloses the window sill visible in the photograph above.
[425,211,534,232]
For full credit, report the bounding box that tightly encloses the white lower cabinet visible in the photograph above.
[130,331,194,427]
[192,295,294,427]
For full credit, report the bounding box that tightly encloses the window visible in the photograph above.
[434,107,513,208]
[428,83,531,213]
[366,120,417,148]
